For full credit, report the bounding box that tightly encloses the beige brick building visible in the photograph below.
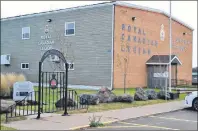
[113,4,193,88]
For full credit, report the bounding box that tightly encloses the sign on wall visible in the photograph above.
[38,24,75,62]
[38,25,55,56]
[13,81,35,101]
[120,23,191,56]
[120,24,157,56]
[153,71,169,78]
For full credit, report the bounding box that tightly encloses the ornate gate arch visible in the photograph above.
[37,49,69,118]
[5,49,88,122]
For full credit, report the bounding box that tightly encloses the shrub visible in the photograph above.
[5,72,17,89]
[5,73,26,89]
[0,73,26,97]
[17,73,26,82]
[0,74,10,96]
[89,114,104,127]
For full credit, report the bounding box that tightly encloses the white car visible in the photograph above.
[185,91,198,111]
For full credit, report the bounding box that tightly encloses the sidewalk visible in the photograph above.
[2,100,185,130]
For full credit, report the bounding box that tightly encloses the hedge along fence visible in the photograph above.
[0,73,26,97]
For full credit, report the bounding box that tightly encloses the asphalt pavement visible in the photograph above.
[86,108,198,130]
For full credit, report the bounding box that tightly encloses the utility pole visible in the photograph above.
[169,0,172,92]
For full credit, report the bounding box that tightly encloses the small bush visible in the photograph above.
[0,74,10,96]
[89,114,104,127]
[0,73,26,97]
[5,73,26,89]
[5,72,17,89]
[17,73,26,82]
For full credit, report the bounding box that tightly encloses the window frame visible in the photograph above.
[21,63,29,69]
[65,22,75,36]
[68,62,74,70]
[22,27,30,39]
[64,62,74,70]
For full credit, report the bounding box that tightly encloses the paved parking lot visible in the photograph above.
[86,108,198,130]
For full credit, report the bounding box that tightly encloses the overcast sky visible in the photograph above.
[1,1,197,67]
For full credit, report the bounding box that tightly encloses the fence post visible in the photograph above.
[37,61,42,119]
[6,113,8,123]
[63,63,68,116]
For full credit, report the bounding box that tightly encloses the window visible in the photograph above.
[65,22,75,36]
[64,63,74,70]
[22,27,30,39]
[21,63,29,69]
[68,63,74,70]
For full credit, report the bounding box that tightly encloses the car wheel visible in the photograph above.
[192,98,198,111]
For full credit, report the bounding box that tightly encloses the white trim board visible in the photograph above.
[146,58,182,65]
[171,56,182,65]
[146,63,169,65]
[110,4,115,90]
[0,1,194,31]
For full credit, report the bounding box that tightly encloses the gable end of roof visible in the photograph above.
[0,1,194,31]
[114,1,194,31]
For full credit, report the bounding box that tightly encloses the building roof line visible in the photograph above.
[115,1,194,31]
[0,1,194,30]
[171,55,182,65]
[0,2,115,21]
[146,55,182,65]
[146,63,169,65]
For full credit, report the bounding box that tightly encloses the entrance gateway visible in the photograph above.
[37,49,69,118]
[5,49,88,122]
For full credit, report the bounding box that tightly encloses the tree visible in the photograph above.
[116,35,130,94]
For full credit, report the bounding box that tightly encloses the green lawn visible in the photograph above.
[64,92,186,114]
[0,114,25,130]
[0,87,187,129]
[176,84,198,88]
[16,87,186,114]
[1,114,26,123]
[0,125,16,130]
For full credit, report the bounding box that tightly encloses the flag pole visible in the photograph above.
[169,0,172,92]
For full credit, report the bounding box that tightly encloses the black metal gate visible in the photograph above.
[38,72,68,112]
[5,49,88,122]
[37,49,69,118]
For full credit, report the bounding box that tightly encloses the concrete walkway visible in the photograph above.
[2,100,185,130]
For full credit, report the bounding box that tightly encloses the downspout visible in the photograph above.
[110,3,115,90]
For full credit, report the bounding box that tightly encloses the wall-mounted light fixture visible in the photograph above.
[183,32,187,35]
[47,19,52,22]
[132,17,136,21]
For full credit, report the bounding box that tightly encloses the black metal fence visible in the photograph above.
[172,79,192,87]
[40,72,66,113]
[5,89,88,123]
[5,91,39,122]
[67,90,89,111]
[4,49,89,122]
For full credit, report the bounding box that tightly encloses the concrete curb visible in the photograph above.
[69,120,118,130]
[69,107,184,130]
[70,125,89,130]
